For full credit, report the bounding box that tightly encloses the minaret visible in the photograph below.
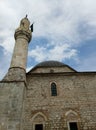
[3,16,32,81]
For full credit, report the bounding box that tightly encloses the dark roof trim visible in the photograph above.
[27,71,96,77]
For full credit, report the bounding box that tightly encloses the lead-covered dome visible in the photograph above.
[27,60,76,74]
[34,60,66,68]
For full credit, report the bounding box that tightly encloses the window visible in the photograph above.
[69,122,78,130]
[35,124,43,130]
[51,82,57,96]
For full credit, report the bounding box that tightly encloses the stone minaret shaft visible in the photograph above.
[3,17,32,81]
[11,17,31,70]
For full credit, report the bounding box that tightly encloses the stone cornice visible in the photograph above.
[26,72,96,77]
[14,29,32,42]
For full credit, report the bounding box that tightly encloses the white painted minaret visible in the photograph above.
[3,16,32,81]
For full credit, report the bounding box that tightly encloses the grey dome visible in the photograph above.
[34,61,66,68]
[28,60,77,73]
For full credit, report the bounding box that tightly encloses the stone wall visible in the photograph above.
[0,70,96,130]
[23,72,96,130]
[30,66,75,74]
[0,81,25,130]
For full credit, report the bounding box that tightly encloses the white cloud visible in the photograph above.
[28,46,46,62]
[1,0,96,48]
[48,44,77,61]
[28,43,77,62]
[0,0,96,79]
[0,50,11,80]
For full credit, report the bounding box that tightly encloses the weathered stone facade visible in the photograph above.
[0,17,96,130]
[0,81,25,130]
[23,65,96,130]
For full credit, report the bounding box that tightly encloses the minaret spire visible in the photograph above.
[3,17,32,81]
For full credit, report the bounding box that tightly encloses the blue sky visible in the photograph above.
[0,0,96,80]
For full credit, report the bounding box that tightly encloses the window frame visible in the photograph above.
[68,121,79,130]
[51,82,57,96]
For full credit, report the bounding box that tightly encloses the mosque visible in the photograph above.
[0,17,96,130]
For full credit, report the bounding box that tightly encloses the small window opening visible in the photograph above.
[69,122,78,130]
[35,124,43,130]
[51,82,57,96]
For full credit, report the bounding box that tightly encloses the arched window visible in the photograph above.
[51,82,57,96]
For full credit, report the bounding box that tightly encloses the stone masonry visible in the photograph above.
[22,66,96,130]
